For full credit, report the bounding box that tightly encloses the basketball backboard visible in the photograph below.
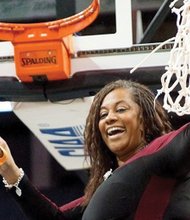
[73,0,133,51]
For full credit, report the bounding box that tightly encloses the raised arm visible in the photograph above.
[0,137,84,220]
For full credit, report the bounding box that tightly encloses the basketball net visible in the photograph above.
[155,0,190,116]
[131,0,190,116]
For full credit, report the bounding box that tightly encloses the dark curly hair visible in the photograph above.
[82,79,172,206]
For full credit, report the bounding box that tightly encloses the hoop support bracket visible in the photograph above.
[0,0,100,82]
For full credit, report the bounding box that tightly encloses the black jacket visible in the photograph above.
[10,123,190,220]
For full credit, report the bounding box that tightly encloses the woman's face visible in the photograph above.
[98,88,145,165]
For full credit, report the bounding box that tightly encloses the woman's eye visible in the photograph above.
[117,108,126,113]
[100,112,108,119]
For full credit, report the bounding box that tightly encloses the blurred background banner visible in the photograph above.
[13,98,93,170]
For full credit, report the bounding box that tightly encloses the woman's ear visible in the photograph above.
[139,114,146,142]
[139,114,144,131]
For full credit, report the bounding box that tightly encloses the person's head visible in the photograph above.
[83,79,172,205]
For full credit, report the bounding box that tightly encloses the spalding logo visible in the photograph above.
[21,56,57,66]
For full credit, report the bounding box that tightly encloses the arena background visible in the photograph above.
[0,0,188,219]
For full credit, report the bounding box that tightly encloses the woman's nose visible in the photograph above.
[105,111,117,123]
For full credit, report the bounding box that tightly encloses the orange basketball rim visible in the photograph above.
[0,0,100,82]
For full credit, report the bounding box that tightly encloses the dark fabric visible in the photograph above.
[82,123,190,219]
[135,176,176,219]
[8,123,190,219]
[9,175,84,220]
[163,172,190,219]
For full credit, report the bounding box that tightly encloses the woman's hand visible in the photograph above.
[0,137,21,184]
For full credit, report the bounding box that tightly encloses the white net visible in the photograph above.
[155,0,190,116]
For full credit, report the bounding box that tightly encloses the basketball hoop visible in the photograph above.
[131,0,190,116]
[0,0,100,82]
[155,0,190,116]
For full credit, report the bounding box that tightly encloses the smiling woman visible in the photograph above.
[1,79,190,219]
[98,87,145,166]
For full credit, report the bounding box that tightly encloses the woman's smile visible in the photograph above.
[106,126,126,137]
[99,88,145,164]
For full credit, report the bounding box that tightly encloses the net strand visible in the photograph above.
[155,0,190,116]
